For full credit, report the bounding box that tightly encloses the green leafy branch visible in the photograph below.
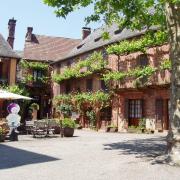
[20,60,49,70]
[52,52,107,83]
[107,31,168,55]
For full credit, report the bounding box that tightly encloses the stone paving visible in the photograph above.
[0,130,180,180]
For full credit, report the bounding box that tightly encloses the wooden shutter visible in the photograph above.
[124,99,129,119]
[155,99,163,130]
[141,99,144,118]
[137,54,149,68]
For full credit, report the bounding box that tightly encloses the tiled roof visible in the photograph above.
[54,24,157,63]
[23,34,81,62]
[15,50,23,58]
[0,33,20,59]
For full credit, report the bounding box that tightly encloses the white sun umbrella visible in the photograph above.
[0,90,32,100]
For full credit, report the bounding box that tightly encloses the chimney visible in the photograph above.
[7,18,16,49]
[25,27,33,42]
[82,27,91,40]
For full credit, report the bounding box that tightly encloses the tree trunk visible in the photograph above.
[165,2,180,165]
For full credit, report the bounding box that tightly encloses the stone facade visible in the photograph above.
[53,44,171,131]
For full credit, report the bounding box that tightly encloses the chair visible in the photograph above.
[32,120,48,138]
[25,120,35,134]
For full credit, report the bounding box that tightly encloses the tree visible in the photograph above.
[43,0,180,165]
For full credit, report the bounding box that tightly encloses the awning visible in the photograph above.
[0,90,32,100]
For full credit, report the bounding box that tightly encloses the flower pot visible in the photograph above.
[0,134,5,142]
[109,127,118,132]
[105,127,110,132]
[63,127,74,137]
[141,128,145,133]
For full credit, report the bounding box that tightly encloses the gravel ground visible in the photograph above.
[0,130,180,180]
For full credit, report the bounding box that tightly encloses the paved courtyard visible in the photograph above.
[0,130,180,180]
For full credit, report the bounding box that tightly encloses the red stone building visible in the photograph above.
[21,27,81,119]
[52,24,170,132]
[0,18,20,118]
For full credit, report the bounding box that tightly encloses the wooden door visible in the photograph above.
[155,99,163,130]
[128,99,143,126]
[164,99,170,130]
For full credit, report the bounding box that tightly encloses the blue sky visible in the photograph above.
[0,0,102,50]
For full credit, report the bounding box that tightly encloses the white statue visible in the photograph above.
[6,103,21,134]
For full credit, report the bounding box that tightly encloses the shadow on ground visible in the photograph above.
[0,144,60,169]
[103,136,167,162]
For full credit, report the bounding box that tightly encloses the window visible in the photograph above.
[65,83,71,94]
[86,79,93,92]
[128,99,143,118]
[137,54,149,68]
[101,80,108,92]
[57,63,61,74]
[67,60,71,67]
[33,70,43,81]
[100,107,112,121]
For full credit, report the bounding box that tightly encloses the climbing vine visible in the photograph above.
[102,66,157,84]
[20,60,49,84]
[54,91,111,113]
[106,31,168,55]
[52,52,107,83]
[159,59,171,71]
[20,60,49,70]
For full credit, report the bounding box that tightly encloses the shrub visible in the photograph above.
[29,103,39,110]
[61,118,76,128]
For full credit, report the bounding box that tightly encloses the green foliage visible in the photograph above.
[52,52,106,83]
[86,110,96,127]
[29,103,39,110]
[43,0,169,30]
[53,94,72,106]
[129,66,157,79]
[103,71,126,82]
[102,66,157,85]
[20,60,49,70]
[57,104,72,117]
[107,31,168,55]
[22,74,49,84]
[160,59,172,70]
[4,85,29,96]
[0,127,5,135]
[107,124,118,128]
[74,91,111,111]
[61,118,76,128]
[54,91,111,112]
[139,118,146,129]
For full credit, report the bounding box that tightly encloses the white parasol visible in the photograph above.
[0,90,32,100]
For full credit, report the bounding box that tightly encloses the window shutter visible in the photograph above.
[137,54,149,68]
[155,99,163,130]
[141,99,144,118]
[124,99,129,119]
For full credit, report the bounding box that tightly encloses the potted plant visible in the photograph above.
[86,110,96,129]
[107,124,118,132]
[139,118,146,133]
[0,127,6,142]
[61,118,76,137]
[58,104,72,118]
[29,103,39,120]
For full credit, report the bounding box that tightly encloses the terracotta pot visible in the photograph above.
[63,127,74,137]
[0,134,5,142]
